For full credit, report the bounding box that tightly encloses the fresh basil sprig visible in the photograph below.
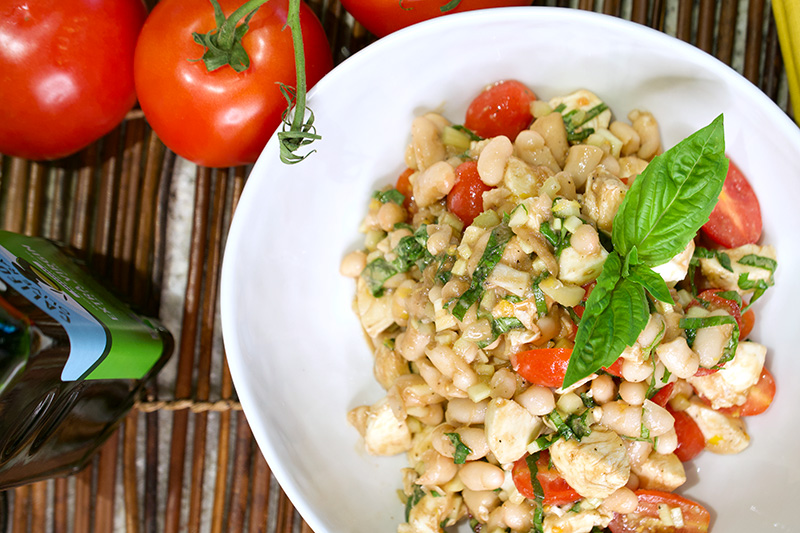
[563,115,728,387]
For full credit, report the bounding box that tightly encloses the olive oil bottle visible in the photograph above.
[0,231,172,489]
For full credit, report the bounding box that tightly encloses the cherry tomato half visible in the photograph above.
[701,159,762,248]
[667,406,706,462]
[339,0,532,38]
[0,0,146,160]
[512,348,572,388]
[446,160,493,226]
[511,452,581,506]
[134,0,333,168]
[396,168,416,213]
[717,367,776,417]
[465,80,536,140]
[608,489,711,533]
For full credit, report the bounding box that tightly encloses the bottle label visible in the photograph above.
[0,232,166,381]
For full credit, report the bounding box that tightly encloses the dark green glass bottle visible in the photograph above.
[0,231,173,489]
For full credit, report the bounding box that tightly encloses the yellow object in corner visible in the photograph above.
[773,0,800,125]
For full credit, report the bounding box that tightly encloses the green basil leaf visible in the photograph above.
[627,263,674,304]
[450,219,513,320]
[373,188,405,205]
[525,453,544,502]
[361,258,398,296]
[564,260,649,387]
[445,432,472,464]
[612,114,728,266]
[738,254,777,273]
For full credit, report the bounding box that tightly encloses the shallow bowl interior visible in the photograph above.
[221,7,800,532]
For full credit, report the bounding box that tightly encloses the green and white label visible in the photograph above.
[0,232,166,381]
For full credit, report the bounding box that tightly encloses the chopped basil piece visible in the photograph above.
[361,258,399,296]
[525,453,545,502]
[404,485,425,521]
[450,218,513,320]
[681,314,740,370]
[738,254,777,272]
[693,246,734,272]
[451,124,482,141]
[373,188,405,205]
[445,432,472,464]
[361,225,435,296]
[532,272,550,317]
[540,220,570,258]
[478,316,525,348]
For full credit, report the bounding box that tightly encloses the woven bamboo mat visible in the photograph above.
[0,0,793,531]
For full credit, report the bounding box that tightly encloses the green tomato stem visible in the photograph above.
[216,0,268,50]
[286,0,307,133]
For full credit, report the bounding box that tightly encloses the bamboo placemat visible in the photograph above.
[0,1,793,531]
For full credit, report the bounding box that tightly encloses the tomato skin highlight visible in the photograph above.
[0,0,147,160]
[446,161,492,226]
[465,80,536,140]
[512,348,571,388]
[701,159,762,248]
[339,0,531,38]
[608,489,711,533]
[511,452,581,506]
[134,0,333,168]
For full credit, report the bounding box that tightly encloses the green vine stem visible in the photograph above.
[192,0,320,164]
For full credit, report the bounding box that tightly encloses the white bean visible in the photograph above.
[458,461,505,491]
[516,385,556,416]
[477,136,513,186]
[692,309,734,368]
[413,161,456,208]
[489,367,517,399]
[339,250,366,278]
[461,489,501,524]
[446,398,489,425]
[619,381,648,406]
[642,399,674,437]
[395,322,432,361]
[609,120,641,157]
[377,201,406,232]
[411,115,446,170]
[416,450,458,486]
[621,358,654,383]
[654,427,678,455]
[601,487,639,514]
[570,224,601,256]
[629,110,661,161]
[590,374,617,404]
[502,500,536,531]
[656,337,700,379]
[563,145,604,188]
[600,400,643,438]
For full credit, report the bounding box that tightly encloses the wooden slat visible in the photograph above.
[164,166,213,533]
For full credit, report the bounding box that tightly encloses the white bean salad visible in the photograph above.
[343,80,777,533]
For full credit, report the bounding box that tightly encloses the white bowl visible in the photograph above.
[221,7,800,532]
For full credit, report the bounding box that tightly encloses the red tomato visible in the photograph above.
[134,0,333,168]
[396,168,416,213]
[650,382,675,407]
[512,348,571,388]
[446,160,492,225]
[603,357,624,378]
[740,308,755,339]
[339,0,532,38]
[511,452,581,506]
[717,367,776,417]
[667,406,705,462]
[465,80,536,140]
[691,289,743,330]
[701,159,762,248]
[0,0,146,160]
[608,489,711,533]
